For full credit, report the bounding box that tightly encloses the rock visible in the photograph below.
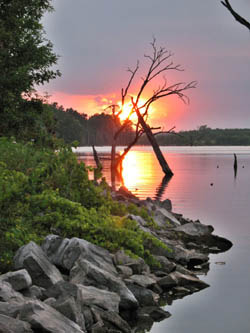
[175,222,214,237]
[22,285,46,300]
[128,274,156,288]
[70,258,138,310]
[172,286,191,297]
[125,281,158,307]
[0,301,23,318]
[0,314,33,333]
[116,265,133,278]
[151,206,180,228]
[77,285,120,313]
[91,306,131,333]
[42,235,117,275]
[0,269,32,291]
[44,297,57,306]
[52,296,85,331]
[13,242,63,289]
[137,306,171,322]
[165,244,209,267]
[157,275,177,290]
[82,306,94,331]
[0,281,24,303]
[169,271,209,290]
[19,299,85,333]
[44,281,78,300]
[159,198,172,211]
[113,250,149,275]
[151,256,176,274]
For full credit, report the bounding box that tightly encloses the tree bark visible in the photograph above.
[135,106,174,176]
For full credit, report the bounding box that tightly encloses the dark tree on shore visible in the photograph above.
[109,38,196,186]
[221,0,250,31]
[0,0,60,140]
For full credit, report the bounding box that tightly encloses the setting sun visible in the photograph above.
[117,98,155,123]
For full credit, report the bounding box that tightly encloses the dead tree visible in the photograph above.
[221,0,250,31]
[109,38,197,188]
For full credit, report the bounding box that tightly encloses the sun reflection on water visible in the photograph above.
[122,151,158,193]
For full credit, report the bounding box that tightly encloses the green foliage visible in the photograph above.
[0,0,60,139]
[0,138,169,272]
[140,127,250,146]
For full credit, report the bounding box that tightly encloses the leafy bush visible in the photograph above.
[0,138,169,272]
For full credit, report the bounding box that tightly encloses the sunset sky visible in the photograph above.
[42,0,250,130]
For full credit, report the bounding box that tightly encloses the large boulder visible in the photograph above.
[128,275,156,289]
[0,314,33,333]
[13,242,63,288]
[175,222,214,237]
[169,271,209,290]
[70,258,138,310]
[19,299,85,333]
[42,235,117,275]
[0,269,32,291]
[77,285,120,313]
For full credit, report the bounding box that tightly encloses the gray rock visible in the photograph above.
[70,258,138,310]
[116,265,133,278]
[137,306,171,322]
[42,235,117,275]
[169,271,209,290]
[13,242,63,289]
[157,275,177,290]
[92,306,131,333]
[44,297,57,306]
[0,269,32,291]
[0,301,22,318]
[125,282,158,307]
[163,243,209,266]
[113,251,149,275]
[128,275,156,288]
[77,285,120,313]
[53,296,85,331]
[44,281,78,300]
[159,198,172,211]
[175,222,214,237]
[19,299,85,333]
[22,285,46,300]
[153,207,180,228]
[0,281,24,303]
[151,256,176,274]
[0,314,33,333]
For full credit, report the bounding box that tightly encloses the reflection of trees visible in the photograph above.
[154,175,173,201]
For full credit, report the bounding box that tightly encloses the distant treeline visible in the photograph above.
[50,103,134,146]
[145,125,250,146]
[52,106,250,146]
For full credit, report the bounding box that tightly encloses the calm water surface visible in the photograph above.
[77,146,250,333]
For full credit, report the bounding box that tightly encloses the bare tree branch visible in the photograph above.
[221,0,250,31]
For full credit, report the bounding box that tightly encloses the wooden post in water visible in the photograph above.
[92,146,102,181]
[234,153,238,178]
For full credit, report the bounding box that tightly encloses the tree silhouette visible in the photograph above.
[221,0,250,31]
[109,38,196,188]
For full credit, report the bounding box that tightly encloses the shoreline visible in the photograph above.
[0,187,232,333]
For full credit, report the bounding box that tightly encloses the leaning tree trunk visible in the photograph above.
[136,109,174,176]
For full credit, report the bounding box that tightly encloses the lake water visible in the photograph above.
[76,146,250,333]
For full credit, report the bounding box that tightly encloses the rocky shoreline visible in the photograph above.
[0,188,232,333]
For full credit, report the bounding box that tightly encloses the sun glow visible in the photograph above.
[117,98,155,122]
